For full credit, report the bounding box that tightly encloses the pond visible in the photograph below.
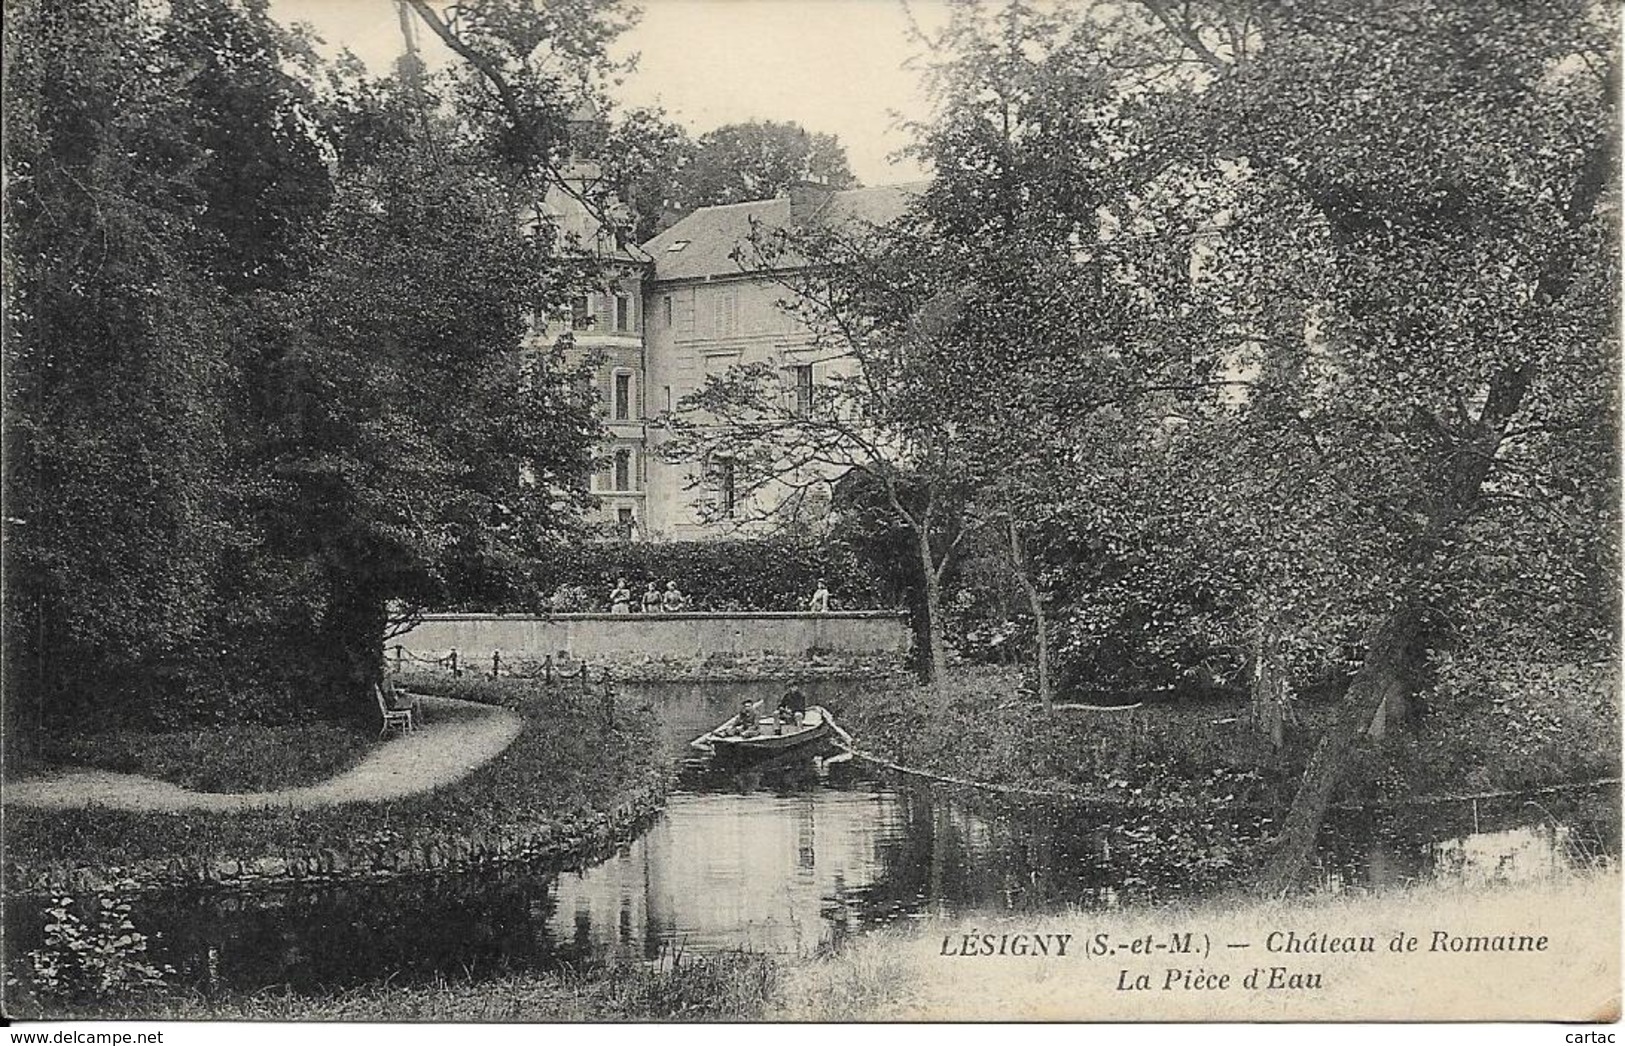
[7,679,1617,997]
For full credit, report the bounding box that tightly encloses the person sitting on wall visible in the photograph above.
[662,580,687,613]
[642,581,662,614]
[777,685,807,726]
[809,578,831,613]
[609,577,632,614]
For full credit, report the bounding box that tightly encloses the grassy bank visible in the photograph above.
[25,869,1616,1022]
[14,721,377,793]
[17,951,780,1023]
[831,665,1619,809]
[4,675,665,890]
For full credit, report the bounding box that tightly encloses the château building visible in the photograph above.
[537,111,924,540]
[639,180,923,539]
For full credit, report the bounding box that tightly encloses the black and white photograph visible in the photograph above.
[2,0,1619,1030]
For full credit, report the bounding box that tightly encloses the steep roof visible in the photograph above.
[643,181,928,282]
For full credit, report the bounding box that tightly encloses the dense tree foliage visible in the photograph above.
[671,0,1616,886]
[681,120,857,207]
[4,0,620,735]
[428,535,886,614]
[601,115,859,242]
[4,0,1615,895]
[601,106,698,242]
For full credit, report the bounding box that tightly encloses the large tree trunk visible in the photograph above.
[1251,622,1287,751]
[321,569,389,724]
[1258,606,1419,895]
[913,526,949,685]
[1007,520,1052,711]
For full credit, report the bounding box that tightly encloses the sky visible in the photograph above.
[268,0,952,185]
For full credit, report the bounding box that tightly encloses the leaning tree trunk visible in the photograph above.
[1257,606,1419,895]
[1255,98,1613,896]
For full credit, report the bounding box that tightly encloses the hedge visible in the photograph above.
[449,538,891,614]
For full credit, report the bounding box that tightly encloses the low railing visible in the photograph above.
[391,645,615,687]
[411,610,907,621]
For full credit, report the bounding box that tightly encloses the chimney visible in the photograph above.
[789,180,835,224]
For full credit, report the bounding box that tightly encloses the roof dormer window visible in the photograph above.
[666,239,691,253]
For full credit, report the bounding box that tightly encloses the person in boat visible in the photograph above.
[808,579,830,613]
[642,581,661,614]
[662,580,687,612]
[777,685,808,726]
[732,698,761,737]
[609,577,632,614]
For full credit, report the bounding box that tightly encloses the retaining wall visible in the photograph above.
[396,611,912,670]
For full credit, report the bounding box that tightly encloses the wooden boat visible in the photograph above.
[691,705,834,761]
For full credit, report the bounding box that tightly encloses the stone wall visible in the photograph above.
[394,611,912,676]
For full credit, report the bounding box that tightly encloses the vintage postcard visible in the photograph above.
[2,0,1618,1032]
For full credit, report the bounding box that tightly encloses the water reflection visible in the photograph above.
[5,678,1615,996]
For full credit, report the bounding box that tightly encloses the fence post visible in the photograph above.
[544,654,554,683]
[449,648,460,677]
[579,662,589,691]
[492,650,501,679]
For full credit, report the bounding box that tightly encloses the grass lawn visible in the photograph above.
[4,675,664,888]
[23,721,379,793]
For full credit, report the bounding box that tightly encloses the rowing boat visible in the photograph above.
[690,705,834,761]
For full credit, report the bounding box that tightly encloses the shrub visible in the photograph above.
[446,537,888,613]
[14,883,173,1011]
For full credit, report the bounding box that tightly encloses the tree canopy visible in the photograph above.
[602,115,860,241]
[664,0,1617,886]
[4,0,621,733]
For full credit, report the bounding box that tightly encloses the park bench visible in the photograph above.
[375,681,420,737]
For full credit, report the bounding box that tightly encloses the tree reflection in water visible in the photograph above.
[6,748,1612,998]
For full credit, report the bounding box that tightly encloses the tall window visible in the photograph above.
[571,293,595,330]
[709,455,737,518]
[792,364,814,417]
[614,293,632,332]
[614,448,633,491]
[662,295,673,328]
[713,289,739,338]
[617,507,636,539]
[613,372,632,421]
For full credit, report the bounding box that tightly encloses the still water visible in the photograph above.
[8,679,1617,995]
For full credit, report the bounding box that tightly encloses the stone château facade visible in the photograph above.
[537,116,923,540]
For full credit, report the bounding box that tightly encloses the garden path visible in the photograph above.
[5,695,522,812]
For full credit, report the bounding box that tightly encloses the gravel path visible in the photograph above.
[5,695,522,813]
